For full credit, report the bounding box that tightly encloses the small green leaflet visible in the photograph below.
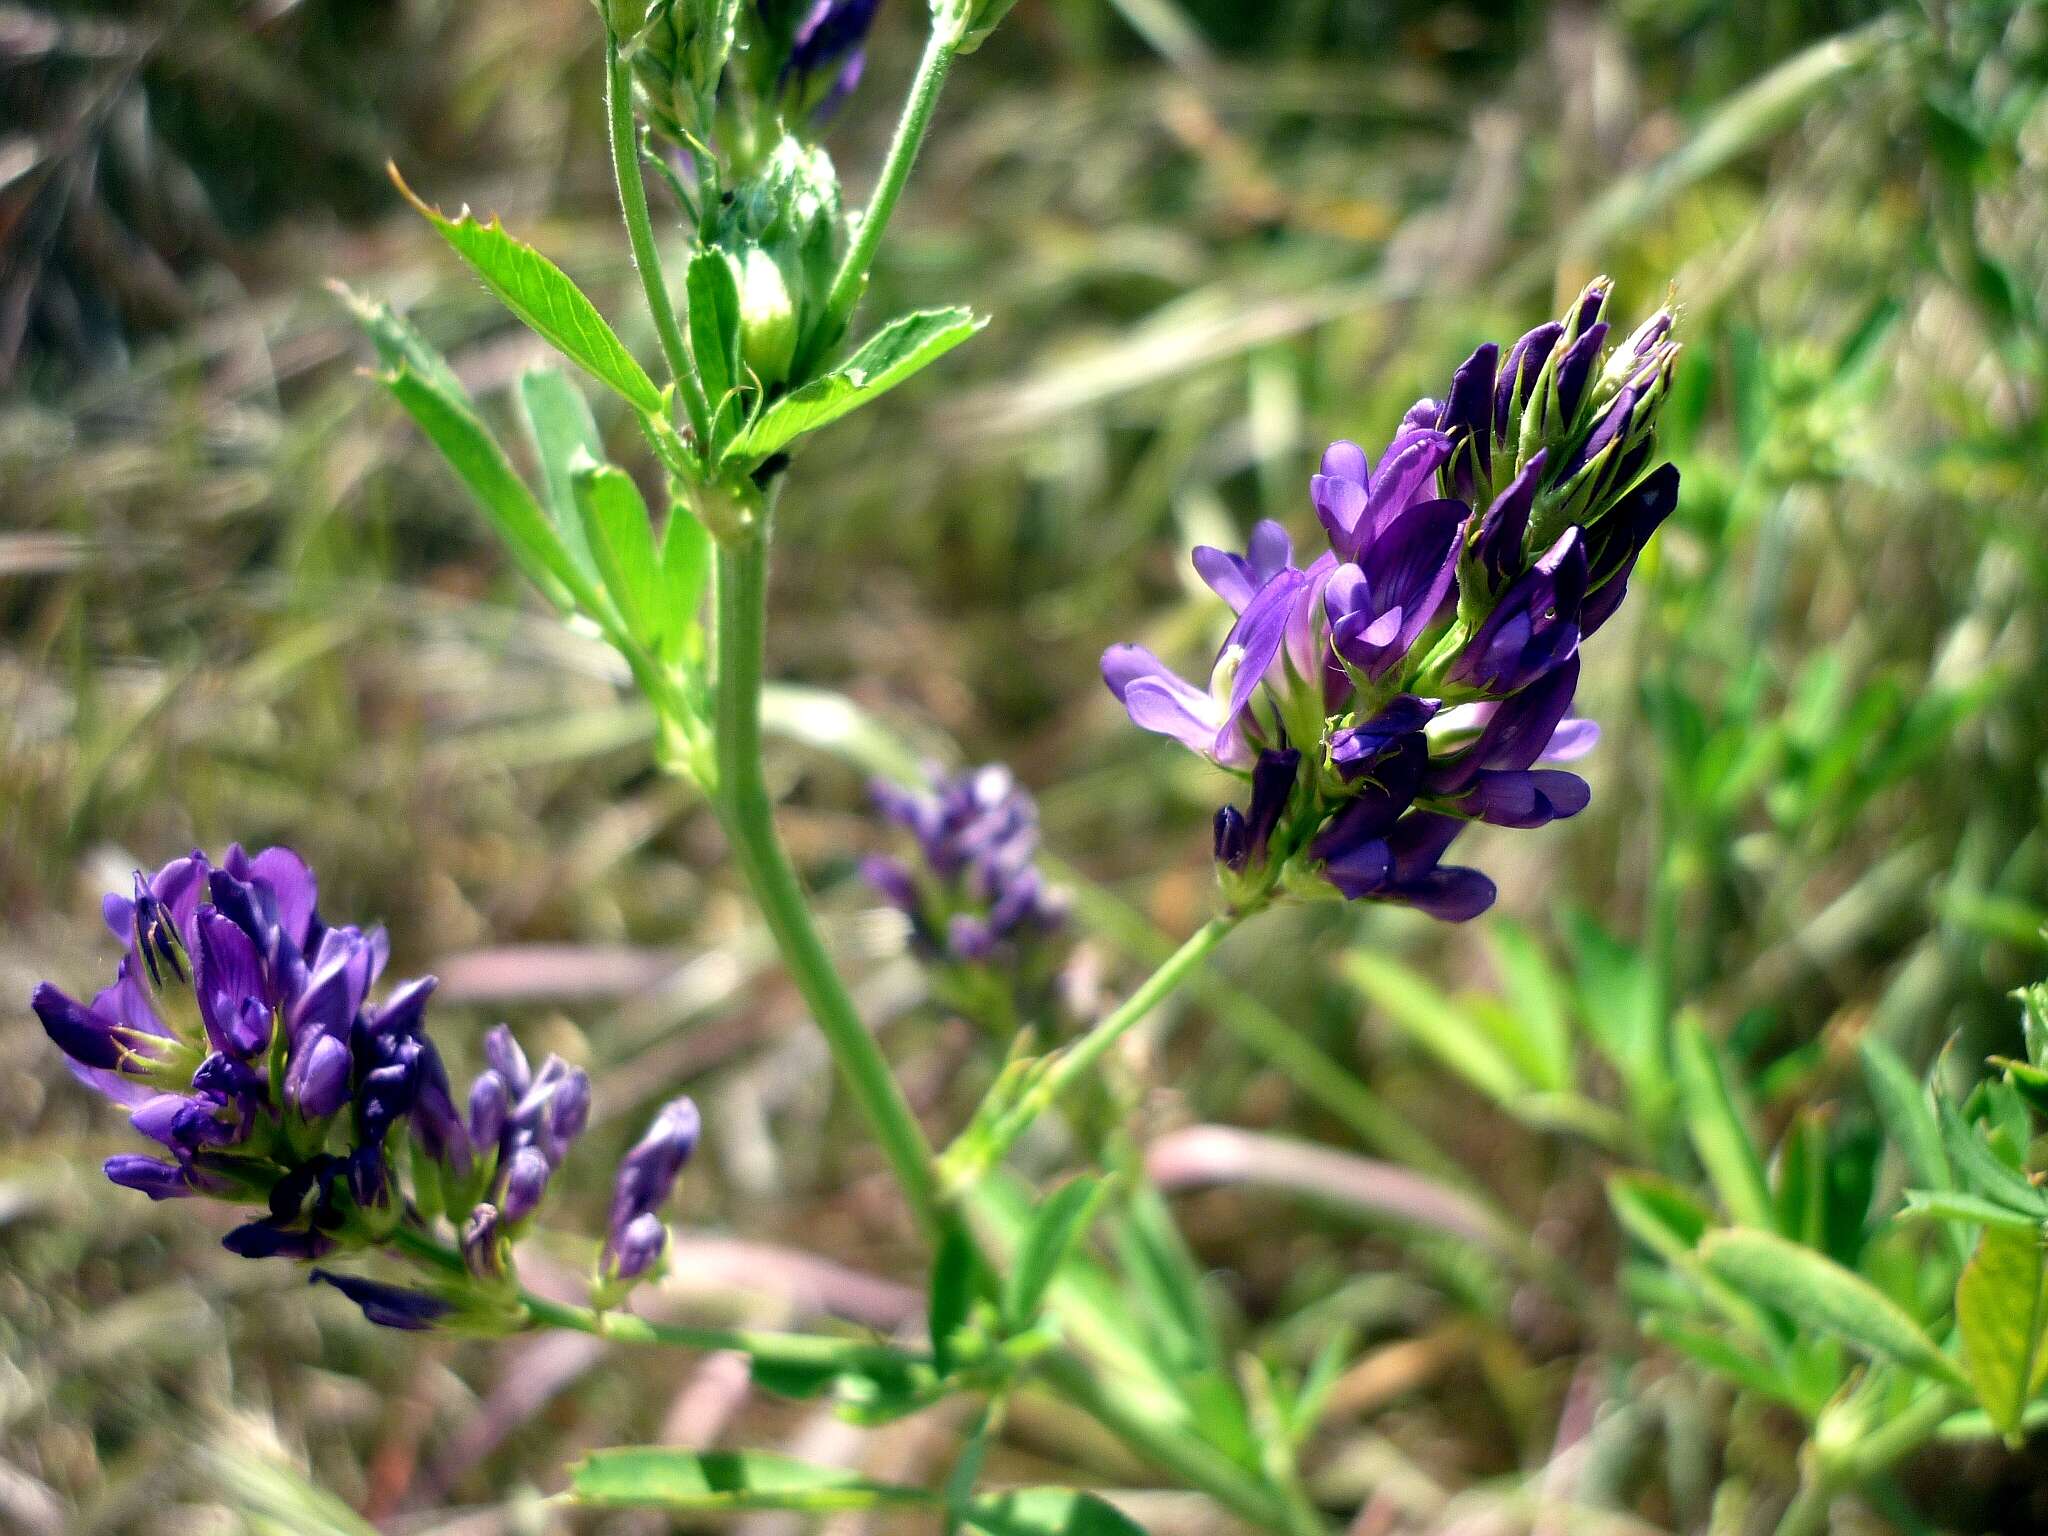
[929,1220,984,1377]
[1956,1224,2048,1443]
[686,249,745,448]
[729,308,985,460]
[1675,1016,1774,1230]
[515,366,606,588]
[1005,1175,1108,1329]
[392,166,666,417]
[659,498,712,667]
[1700,1227,1967,1390]
[964,1488,1146,1536]
[570,453,661,650]
[570,1450,1144,1534]
[570,1450,920,1513]
[379,365,586,616]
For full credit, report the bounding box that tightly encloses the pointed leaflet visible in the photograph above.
[686,249,744,449]
[730,308,985,461]
[516,366,606,585]
[1675,1015,1773,1230]
[929,1220,984,1377]
[570,1449,923,1513]
[963,1489,1147,1536]
[393,168,666,417]
[1343,951,1528,1105]
[1701,1228,1968,1390]
[380,365,586,615]
[658,500,713,667]
[570,453,662,650]
[1004,1175,1109,1329]
[1957,1224,2048,1442]
[335,282,467,401]
[1861,1037,1951,1194]
[1483,919,1574,1094]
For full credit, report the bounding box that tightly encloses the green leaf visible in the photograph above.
[731,308,985,460]
[1111,1183,1225,1378]
[570,454,661,648]
[1701,1228,1967,1390]
[570,1449,927,1513]
[515,366,605,585]
[1939,1096,2048,1217]
[658,500,713,666]
[929,1220,982,1376]
[1608,1173,1713,1262]
[1343,951,1528,1105]
[687,248,744,446]
[1481,921,1574,1094]
[336,282,468,402]
[1772,1110,1827,1249]
[1862,1037,1951,1192]
[1675,1015,1774,1229]
[1006,1175,1109,1328]
[1641,1314,1808,1408]
[394,170,665,417]
[1903,1190,2045,1230]
[1562,910,1670,1130]
[963,1488,1146,1536]
[379,365,583,615]
[1957,1225,2048,1442]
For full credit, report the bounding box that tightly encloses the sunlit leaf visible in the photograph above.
[394,167,666,416]
[571,1449,924,1513]
[731,308,985,460]
[1956,1224,2048,1442]
[1006,1175,1108,1328]
[1675,1015,1773,1229]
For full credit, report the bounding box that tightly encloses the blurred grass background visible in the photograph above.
[2,0,2045,1531]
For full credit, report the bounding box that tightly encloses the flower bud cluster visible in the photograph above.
[1103,280,1679,921]
[32,845,700,1330]
[863,766,1070,1021]
[704,136,848,390]
[628,0,884,158]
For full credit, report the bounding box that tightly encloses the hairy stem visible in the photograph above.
[606,31,711,447]
[821,24,957,338]
[712,528,949,1245]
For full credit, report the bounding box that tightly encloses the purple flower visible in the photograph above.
[602,1096,698,1283]
[311,1270,452,1331]
[1323,496,1468,681]
[1447,528,1588,696]
[611,1212,669,1282]
[1214,748,1301,877]
[500,1146,552,1224]
[777,0,882,117]
[865,765,1066,971]
[1311,431,1454,565]
[104,1154,193,1201]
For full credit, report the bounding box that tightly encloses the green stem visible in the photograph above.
[1038,1351,1326,1536]
[389,1227,922,1376]
[1039,915,1235,1101]
[821,23,958,338]
[944,917,1236,1189]
[712,529,949,1245]
[1773,1390,1963,1536]
[606,31,711,447]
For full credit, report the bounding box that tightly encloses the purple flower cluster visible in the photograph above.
[862,765,1067,971]
[31,845,699,1327]
[1104,280,1679,921]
